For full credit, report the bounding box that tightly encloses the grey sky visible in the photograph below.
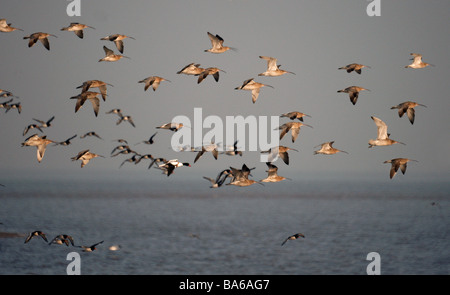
[0,0,449,183]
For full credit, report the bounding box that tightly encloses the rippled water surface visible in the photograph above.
[0,173,448,275]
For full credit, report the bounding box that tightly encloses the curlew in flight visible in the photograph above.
[314,141,348,155]
[98,46,130,62]
[338,63,371,74]
[23,32,57,51]
[368,116,405,148]
[101,34,135,53]
[204,32,236,54]
[337,86,370,105]
[280,111,311,122]
[277,122,312,143]
[0,19,23,32]
[21,134,54,163]
[383,158,418,179]
[258,56,295,77]
[71,149,104,168]
[235,78,274,103]
[61,22,95,39]
[405,53,434,69]
[390,101,427,125]
[138,76,171,92]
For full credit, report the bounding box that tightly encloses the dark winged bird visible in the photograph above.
[337,86,370,105]
[281,233,305,246]
[24,231,48,244]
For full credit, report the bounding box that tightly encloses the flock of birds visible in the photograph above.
[0,17,435,249]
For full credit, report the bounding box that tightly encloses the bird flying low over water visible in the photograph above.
[338,63,371,74]
[48,234,75,246]
[138,76,171,92]
[390,101,427,125]
[23,32,57,50]
[98,46,130,62]
[261,146,298,165]
[258,56,295,77]
[71,149,104,168]
[314,141,348,155]
[156,159,191,177]
[21,134,54,163]
[260,162,288,183]
[0,18,23,32]
[101,34,135,53]
[203,169,232,188]
[194,142,220,163]
[337,86,370,105]
[281,233,305,246]
[368,116,405,148]
[61,22,95,39]
[383,158,418,179]
[77,240,104,252]
[235,78,274,104]
[24,231,48,244]
[227,164,260,187]
[405,53,434,69]
[204,32,236,54]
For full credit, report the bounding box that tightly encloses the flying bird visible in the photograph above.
[61,22,95,39]
[48,234,75,246]
[260,162,287,183]
[383,158,418,179]
[337,86,370,105]
[101,34,135,53]
[70,91,102,117]
[98,46,130,62]
[116,115,136,127]
[0,18,23,32]
[338,63,371,74]
[71,149,104,168]
[368,116,405,148]
[280,111,311,122]
[138,76,171,92]
[33,116,55,128]
[156,122,186,132]
[24,231,48,244]
[204,32,236,53]
[261,146,298,165]
[235,78,274,103]
[156,159,191,177]
[405,53,434,69]
[77,80,113,101]
[390,101,427,125]
[281,233,305,246]
[53,134,77,146]
[136,132,157,145]
[227,164,261,187]
[196,67,226,84]
[314,141,348,155]
[80,131,102,140]
[23,32,57,50]
[21,134,54,163]
[203,169,232,188]
[77,240,104,252]
[5,102,22,113]
[258,56,295,76]
[177,63,205,75]
[23,124,43,136]
[194,142,220,163]
[277,122,312,143]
